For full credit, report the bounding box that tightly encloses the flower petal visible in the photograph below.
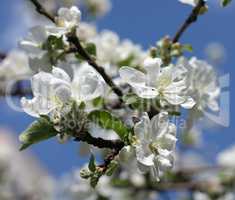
[21,96,53,118]
[134,85,158,99]
[134,112,151,141]
[181,96,196,109]
[150,112,169,138]
[119,66,146,87]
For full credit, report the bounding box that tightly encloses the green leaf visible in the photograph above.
[85,43,97,56]
[88,110,131,142]
[221,0,232,7]
[79,101,86,110]
[43,35,64,51]
[90,174,100,188]
[182,44,193,52]
[122,93,139,105]
[117,55,135,68]
[88,154,96,172]
[106,160,118,176]
[19,116,58,151]
[92,97,104,107]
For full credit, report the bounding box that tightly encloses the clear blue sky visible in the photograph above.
[0,0,234,178]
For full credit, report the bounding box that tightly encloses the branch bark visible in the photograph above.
[74,132,125,150]
[29,0,55,23]
[29,0,123,101]
[172,0,206,43]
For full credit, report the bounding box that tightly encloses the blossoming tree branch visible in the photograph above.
[0,0,233,199]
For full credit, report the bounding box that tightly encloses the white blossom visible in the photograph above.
[179,0,199,6]
[115,39,147,66]
[91,30,120,64]
[21,63,104,117]
[0,50,30,80]
[120,57,195,108]
[56,6,81,29]
[217,145,235,168]
[85,0,111,16]
[133,112,177,180]
[19,25,64,72]
[76,22,97,42]
[205,42,226,64]
[178,57,220,112]
[19,25,63,57]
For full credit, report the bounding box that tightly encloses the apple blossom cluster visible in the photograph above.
[0,0,233,198]
[0,1,231,198]
[14,2,225,187]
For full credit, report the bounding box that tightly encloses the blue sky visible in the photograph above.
[0,0,234,177]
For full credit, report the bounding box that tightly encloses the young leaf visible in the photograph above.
[85,43,97,56]
[182,44,193,52]
[89,154,96,172]
[88,110,131,142]
[221,0,232,7]
[90,174,100,188]
[19,116,58,151]
[106,160,118,176]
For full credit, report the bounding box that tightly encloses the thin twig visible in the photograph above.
[172,0,206,43]
[29,0,56,23]
[74,132,125,150]
[29,0,123,101]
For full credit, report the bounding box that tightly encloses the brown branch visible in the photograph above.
[74,132,125,150]
[172,0,206,43]
[29,0,56,23]
[98,149,120,173]
[29,0,123,101]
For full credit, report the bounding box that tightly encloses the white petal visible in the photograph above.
[154,155,173,171]
[136,145,154,167]
[52,67,71,82]
[51,79,72,103]
[134,112,151,141]
[179,0,198,6]
[143,57,162,86]
[119,67,146,87]
[158,134,177,151]
[30,26,48,43]
[181,96,196,109]
[73,70,104,101]
[19,40,44,56]
[134,85,158,99]
[28,53,51,72]
[137,161,151,174]
[150,112,169,138]
[31,71,54,97]
[21,96,53,117]
[207,99,219,112]
[164,93,186,105]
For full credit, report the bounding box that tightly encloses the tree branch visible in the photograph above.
[74,132,125,150]
[29,0,55,23]
[172,0,206,43]
[28,0,123,101]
